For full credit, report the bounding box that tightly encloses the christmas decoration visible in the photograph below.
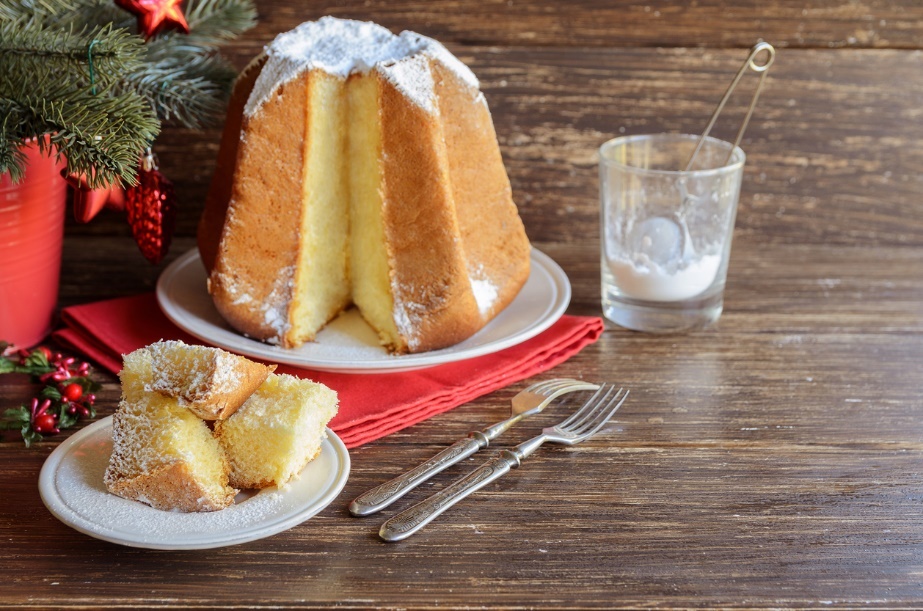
[63,170,126,223]
[115,0,190,39]
[0,343,100,448]
[125,150,176,264]
[0,0,256,189]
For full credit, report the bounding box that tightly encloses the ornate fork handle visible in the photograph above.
[349,432,490,516]
[379,450,521,542]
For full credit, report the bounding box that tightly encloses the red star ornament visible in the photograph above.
[115,0,190,39]
[62,172,126,223]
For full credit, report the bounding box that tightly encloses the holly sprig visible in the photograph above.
[0,342,100,447]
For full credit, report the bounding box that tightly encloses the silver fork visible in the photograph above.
[379,384,628,541]
[349,378,598,517]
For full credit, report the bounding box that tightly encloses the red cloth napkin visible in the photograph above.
[52,293,603,448]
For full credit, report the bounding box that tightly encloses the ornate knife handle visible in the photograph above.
[379,451,521,542]
[349,432,490,517]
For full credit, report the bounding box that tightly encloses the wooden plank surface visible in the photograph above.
[2,0,923,607]
[206,1,923,50]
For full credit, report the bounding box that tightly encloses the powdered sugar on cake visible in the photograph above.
[468,265,500,318]
[245,17,479,117]
[378,54,437,113]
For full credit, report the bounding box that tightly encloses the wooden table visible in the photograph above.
[3,1,923,607]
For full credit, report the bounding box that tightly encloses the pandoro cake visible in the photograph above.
[198,16,531,354]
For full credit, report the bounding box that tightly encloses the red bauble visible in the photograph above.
[61,382,84,402]
[115,0,190,39]
[125,152,176,265]
[33,413,58,435]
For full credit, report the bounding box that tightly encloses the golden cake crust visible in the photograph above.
[105,343,336,512]
[105,458,235,513]
[198,54,267,275]
[376,68,483,353]
[207,68,316,345]
[432,62,531,321]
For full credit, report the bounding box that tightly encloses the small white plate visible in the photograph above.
[39,417,350,550]
[157,248,571,373]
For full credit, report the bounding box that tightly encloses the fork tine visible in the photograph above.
[565,385,620,434]
[522,378,591,398]
[523,379,567,394]
[570,388,627,438]
[556,384,611,429]
[541,380,588,397]
[522,380,552,393]
[531,378,579,395]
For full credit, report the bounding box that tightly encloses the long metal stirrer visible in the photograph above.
[684,41,776,171]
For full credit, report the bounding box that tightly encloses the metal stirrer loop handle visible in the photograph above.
[684,41,776,171]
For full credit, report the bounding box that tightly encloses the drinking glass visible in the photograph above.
[599,133,745,332]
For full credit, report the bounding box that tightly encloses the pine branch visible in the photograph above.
[3,88,159,186]
[128,52,236,128]
[0,114,30,183]
[1,21,147,93]
[51,0,136,34]
[0,0,254,182]
[183,0,257,48]
[0,22,158,185]
[0,0,82,21]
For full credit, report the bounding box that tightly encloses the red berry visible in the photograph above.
[33,413,58,434]
[61,383,83,402]
[37,346,52,360]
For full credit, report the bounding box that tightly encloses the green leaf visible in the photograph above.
[0,358,16,374]
[57,409,78,429]
[73,376,100,393]
[22,349,50,369]
[21,424,41,448]
[2,407,31,423]
[40,385,62,400]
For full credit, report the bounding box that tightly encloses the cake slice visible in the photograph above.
[214,373,338,489]
[147,339,275,420]
[104,346,237,512]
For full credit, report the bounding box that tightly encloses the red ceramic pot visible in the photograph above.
[0,140,67,347]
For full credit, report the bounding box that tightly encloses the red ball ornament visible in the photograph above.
[33,413,59,435]
[61,382,84,402]
[115,0,190,39]
[125,151,177,265]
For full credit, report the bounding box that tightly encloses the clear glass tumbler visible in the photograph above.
[599,133,745,332]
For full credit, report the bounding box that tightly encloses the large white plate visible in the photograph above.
[39,417,350,550]
[157,248,571,373]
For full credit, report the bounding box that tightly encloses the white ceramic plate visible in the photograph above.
[39,417,350,550]
[156,248,571,373]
